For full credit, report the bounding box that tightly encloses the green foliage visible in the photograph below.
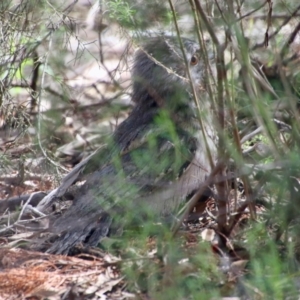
[242,222,299,298]
[2,0,300,298]
[107,0,172,30]
[107,0,137,29]
[119,232,222,299]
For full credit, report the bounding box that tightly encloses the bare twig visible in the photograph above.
[252,3,300,50]
[236,1,268,23]
[172,162,223,235]
[30,51,41,113]
[36,33,69,173]
[17,192,44,222]
[280,21,300,57]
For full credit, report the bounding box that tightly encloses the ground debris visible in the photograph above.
[0,248,130,299]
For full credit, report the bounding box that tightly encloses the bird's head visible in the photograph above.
[132,36,214,111]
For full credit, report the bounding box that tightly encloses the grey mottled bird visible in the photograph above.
[38,36,217,255]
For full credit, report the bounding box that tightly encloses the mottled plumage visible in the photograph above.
[39,36,217,254]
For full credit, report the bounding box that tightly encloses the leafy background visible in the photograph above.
[1,0,300,299]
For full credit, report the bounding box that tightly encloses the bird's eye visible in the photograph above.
[190,55,198,66]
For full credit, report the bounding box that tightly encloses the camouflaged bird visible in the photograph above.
[37,36,217,255]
